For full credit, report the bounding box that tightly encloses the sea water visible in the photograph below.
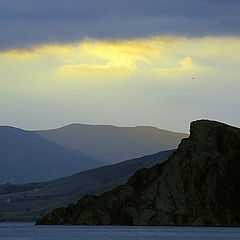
[0,222,240,240]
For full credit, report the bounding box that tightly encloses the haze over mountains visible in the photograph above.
[0,126,102,184]
[0,150,173,221]
[37,124,187,163]
[0,124,186,184]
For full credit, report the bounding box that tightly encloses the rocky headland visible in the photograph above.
[36,120,240,226]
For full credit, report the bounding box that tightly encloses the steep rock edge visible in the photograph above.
[36,120,240,226]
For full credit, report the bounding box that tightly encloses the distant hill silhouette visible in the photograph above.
[0,124,187,184]
[0,126,103,183]
[37,124,187,163]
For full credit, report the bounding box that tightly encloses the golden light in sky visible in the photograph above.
[0,36,239,131]
[1,36,239,81]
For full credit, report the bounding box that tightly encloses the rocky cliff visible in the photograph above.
[36,120,240,226]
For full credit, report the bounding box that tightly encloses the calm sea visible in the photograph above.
[0,222,240,240]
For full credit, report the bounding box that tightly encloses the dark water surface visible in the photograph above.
[0,222,240,240]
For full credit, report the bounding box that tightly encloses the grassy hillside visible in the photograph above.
[0,150,173,221]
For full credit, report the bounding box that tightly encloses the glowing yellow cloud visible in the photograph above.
[154,57,209,78]
[0,37,175,79]
[59,63,136,78]
[1,36,239,133]
[0,36,239,83]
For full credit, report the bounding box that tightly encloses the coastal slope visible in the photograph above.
[0,150,172,221]
[37,120,240,226]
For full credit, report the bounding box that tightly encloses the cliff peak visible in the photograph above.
[37,120,240,226]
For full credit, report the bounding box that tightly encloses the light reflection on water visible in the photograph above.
[0,222,240,240]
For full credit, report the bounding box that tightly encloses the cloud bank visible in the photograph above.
[1,0,240,49]
[1,36,240,132]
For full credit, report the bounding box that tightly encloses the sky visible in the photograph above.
[1,0,240,133]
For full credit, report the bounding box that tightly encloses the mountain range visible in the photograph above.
[0,124,187,183]
[37,124,187,163]
[0,126,102,183]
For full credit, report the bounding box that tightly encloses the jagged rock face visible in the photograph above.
[36,120,240,226]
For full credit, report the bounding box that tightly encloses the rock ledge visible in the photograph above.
[37,120,240,226]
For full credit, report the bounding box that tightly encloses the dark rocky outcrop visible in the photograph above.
[36,120,240,226]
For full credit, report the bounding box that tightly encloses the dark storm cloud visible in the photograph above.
[0,0,240,49]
